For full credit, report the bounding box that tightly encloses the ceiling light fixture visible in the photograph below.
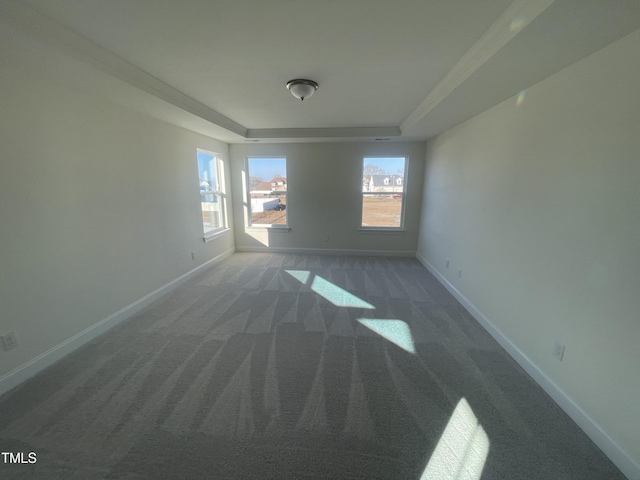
[286,79,318,101]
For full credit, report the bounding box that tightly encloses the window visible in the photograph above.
[247,157,287,226]
[361,156,407,229]
[197,149,227,237]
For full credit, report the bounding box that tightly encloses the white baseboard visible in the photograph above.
[0,247,235,398]
[416,252,639,480]
[235,246,416,257]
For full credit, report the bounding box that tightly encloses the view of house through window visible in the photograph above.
[197,150,226,236]
[247,157,287,226]
[362,157,406,228]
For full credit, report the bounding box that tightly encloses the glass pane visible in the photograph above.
[362,194,403,228]
[198,150,223,234]
[248,157,287,225]
[362,157,405,227]
[198,151,218,194]
[202,196,222,234]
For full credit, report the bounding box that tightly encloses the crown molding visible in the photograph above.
[0,0,248,138]
[401,0,555,134]
[246,127,401,139]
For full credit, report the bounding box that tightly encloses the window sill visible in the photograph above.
[358,227,405,234]
[246,225,291,233]
[203,228,231,243]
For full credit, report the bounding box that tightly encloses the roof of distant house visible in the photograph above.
[252,181,273,191]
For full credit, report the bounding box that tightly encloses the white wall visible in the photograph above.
[0,62,234,382]
[417,30,640,476]
[230,142,425,254]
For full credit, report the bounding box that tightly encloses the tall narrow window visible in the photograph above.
[247,157,287,226]
[361,156,407,229]
[197,149,227,237]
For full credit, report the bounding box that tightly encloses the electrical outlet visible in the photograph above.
[458,268,463,278]
[446,259,450,269]
[553,341,565,361]
[1,331,18,351]
[191,251,196,260]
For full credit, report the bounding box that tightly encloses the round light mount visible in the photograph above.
[286,79,318,101]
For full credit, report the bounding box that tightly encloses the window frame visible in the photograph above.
[360,155,408,232]
[197,149,228,241]
[245,156,289,229]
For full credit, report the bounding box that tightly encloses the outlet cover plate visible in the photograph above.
[1,331,18,351]
[553,341,565,361]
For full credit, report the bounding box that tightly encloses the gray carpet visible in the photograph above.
[0,253,625,479]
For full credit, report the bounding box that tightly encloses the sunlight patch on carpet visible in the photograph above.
[285,269,311,284]
[357,319,416,354]
[420,397,490,480]
[312,275,375,309]
[285,270,375,309]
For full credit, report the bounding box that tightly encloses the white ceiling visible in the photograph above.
[2,0,640,143]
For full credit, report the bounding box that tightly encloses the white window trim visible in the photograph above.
[358,227,405,234]
[245,156,289,229]
[203,228,231,242]
[245,226,291,232]
[198,150,229,241]
[360,155,408,232]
